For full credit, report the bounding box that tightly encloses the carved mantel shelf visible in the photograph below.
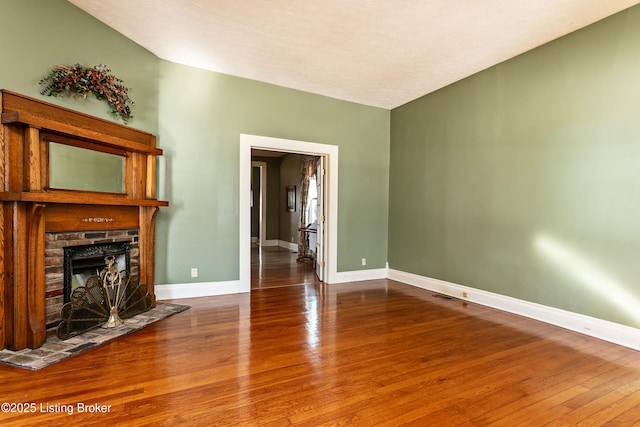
[0,191,168,206]
[0,90,168,351]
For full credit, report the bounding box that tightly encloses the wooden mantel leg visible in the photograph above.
[0,204,6,349]
[27,203,46,348]
[2,202,47,350]
[6,202,28,350]
[139,206,159,307]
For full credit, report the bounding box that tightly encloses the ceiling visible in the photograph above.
[68,0,640,110]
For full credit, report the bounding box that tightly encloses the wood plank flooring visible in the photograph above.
[251,245,321,289]
[1,248,639,426]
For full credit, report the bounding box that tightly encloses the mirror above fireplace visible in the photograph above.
[49,141,125,193]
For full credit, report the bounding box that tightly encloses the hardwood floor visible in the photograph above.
[251,245,321,289]
[1,250,640,426]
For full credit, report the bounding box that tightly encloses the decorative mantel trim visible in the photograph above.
[83,217,115,223]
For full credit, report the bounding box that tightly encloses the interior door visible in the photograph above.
[315,156,325,281]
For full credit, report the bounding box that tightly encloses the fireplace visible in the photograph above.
[1,90,168,350]
[64,241,131,303]
[44,230,139,328]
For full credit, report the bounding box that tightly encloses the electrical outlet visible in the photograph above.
[362,258,367,266]
[191,268,198,278]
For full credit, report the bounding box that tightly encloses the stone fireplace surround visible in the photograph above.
[0,90,168,351]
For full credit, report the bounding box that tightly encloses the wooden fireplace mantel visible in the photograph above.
[0,90,168,350]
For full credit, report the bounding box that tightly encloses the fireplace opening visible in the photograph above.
[63,242,131,304]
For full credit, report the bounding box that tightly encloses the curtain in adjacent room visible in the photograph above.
[297,156,318,259]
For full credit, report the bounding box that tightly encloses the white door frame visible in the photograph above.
[251,161,267,245]
[315,156,325,281]
[240,134,339,291]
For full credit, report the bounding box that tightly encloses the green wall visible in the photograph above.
[389,6,640,328]
[279,154,302,245]
[156,61,390,284]
[251,156,281,241]
[251,166,260,238]
[0,0,159,134]
[0,0,390,287]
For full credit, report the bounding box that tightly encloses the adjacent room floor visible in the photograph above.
[251,244,321,289]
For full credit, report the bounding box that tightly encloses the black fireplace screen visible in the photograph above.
[63,242,131,304]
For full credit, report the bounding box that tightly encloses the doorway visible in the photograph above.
[250,152,324,288]
[240,134,339,292]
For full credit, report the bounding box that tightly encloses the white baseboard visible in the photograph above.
[388,269,640,351]
[155,280,247,300]
[250,239,291,248]
[331,267,388,284]
[154,266,389,299]
[251,239,278,247]
[279,240,298,251]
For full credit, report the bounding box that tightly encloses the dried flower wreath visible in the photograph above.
[40,64,134,123]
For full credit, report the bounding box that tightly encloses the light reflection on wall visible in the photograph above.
[171,48,219,73]
[534,234,640,322]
